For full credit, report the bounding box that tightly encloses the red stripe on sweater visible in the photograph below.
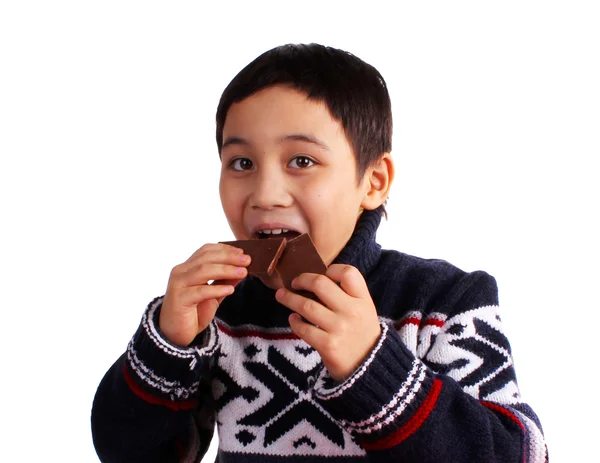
[481,401,525,431]
[217,321,299,340]
[361,378,443,450]
[425,318,445,327]
[123,365,198,411]
[395,317,421,329]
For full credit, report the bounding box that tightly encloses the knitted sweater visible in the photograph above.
[91,209,548,462]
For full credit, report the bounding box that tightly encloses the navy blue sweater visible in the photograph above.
[91,209,547,462]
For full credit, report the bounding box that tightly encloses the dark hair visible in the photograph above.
[216,43,392,214]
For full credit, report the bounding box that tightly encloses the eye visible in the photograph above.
[288,155,315,169]
[229,157,254,171]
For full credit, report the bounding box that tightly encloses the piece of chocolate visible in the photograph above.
[221,237,286,277]
[276,234,327,299]
[221,234,327,303]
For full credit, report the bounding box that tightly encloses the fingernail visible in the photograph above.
[276,289,285,299]
[236,267,246,276]
[238,254,250,263]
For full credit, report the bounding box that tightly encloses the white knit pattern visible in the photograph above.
[214,323,366,456]
[141,297,197,359]
[126,298,220,399]
[127,342,200,399]
[426,305,519,403]
[340,358,427,434]
[313,323,389,400]
[141,297,220,361]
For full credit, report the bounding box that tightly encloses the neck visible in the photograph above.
[333,207,383,276]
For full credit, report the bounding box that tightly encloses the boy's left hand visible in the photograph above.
[275,264,381,382]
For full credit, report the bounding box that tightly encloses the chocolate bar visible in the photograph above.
[221,237,286,277]
[276,234,327,291]
[222,234,327,301]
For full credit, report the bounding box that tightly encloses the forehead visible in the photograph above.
[222,85,350,150]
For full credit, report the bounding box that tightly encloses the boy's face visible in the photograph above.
[219,85,372,288]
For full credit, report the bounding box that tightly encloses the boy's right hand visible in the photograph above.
[159,243,250,347]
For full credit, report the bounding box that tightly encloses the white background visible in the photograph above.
[1,1,598,461]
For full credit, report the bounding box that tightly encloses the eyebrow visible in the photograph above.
[221,133,330,151]
[280,134,330,151]
[221,136,249,150]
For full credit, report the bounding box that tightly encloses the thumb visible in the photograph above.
[325,264,368,299]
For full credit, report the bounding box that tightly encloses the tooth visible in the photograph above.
[262,229,272,234]
[282,229,289,233]
[271,229,282,234]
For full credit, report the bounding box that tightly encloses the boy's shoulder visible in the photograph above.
[377,247,475,280]
[371,248,498,318]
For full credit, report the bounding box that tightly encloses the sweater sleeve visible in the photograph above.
[91,296,219,463]
[312,271,548,462]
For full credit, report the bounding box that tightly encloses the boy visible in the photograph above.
[92,43,547,462]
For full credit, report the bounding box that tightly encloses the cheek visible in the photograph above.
[219,179,242,220]
[301,172,359,222]
[302,171,348,201]
[218,181,230,212]
[300,178,360,257]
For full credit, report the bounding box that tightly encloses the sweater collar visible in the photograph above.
[332,207,383,277]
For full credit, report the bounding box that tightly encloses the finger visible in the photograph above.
[290,272,346,312]
[172,248,249,285]
[288,313,329,347]
[176,283,235,308]
[186,242,245,262]
[177,263,248,287]
[325,264,369,299]
[185,246,251,268]
[276,288,337,332]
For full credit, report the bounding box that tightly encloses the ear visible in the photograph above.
[360,153,395,210]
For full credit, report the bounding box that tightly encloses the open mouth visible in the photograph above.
[256,229,302,240]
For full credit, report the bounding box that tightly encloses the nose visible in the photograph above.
[249,165,292,210]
